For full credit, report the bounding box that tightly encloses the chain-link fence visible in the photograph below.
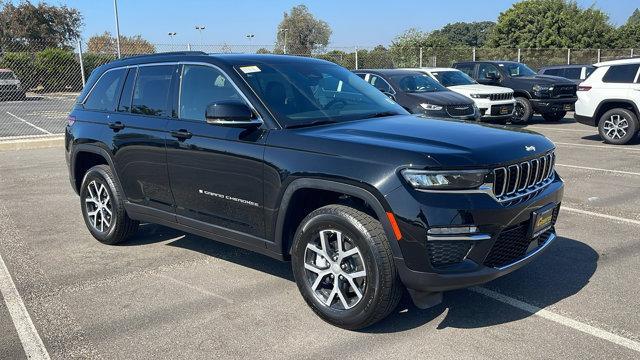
[0,40,637,140]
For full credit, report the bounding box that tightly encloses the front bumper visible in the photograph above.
[474,99,515,120]
[530,97,577,114]
[385,175,564,292]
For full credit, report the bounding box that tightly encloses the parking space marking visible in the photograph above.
[563,206,640,226]
[527,126,593,133]
[5,112,51,135]
[471,287,640,354]
[556,163,640,176]
[0,252,50,360]
[555,142,640,152]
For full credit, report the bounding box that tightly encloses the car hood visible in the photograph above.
[448,84,512,94]
[405,91,473,105]
[293,115,555,168]
[511,75,576,85]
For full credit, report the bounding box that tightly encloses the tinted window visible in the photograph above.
[132,65,176,117]
[368,75,392,93]
[431,70,476,86]
[456,64,475,77]
[500,63,536,77]
[84,68,126,111]
[117,67,137,112]
[236,62,406,127]
[392,74,447,93]
[543,68,564,77]
[602,64,640,84]
[585,66,596,78]
[179,65,245,121]
[354,73,367,79]
[564,67,582,79]
[478,63,500,79]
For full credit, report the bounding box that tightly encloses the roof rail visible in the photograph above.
[115,51,208,62]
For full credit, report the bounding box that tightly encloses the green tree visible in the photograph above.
[0,1,82,51]
[431,21,495,47]
[389,28,450,67]
[276,5,332,55]
[627,9,640,26]
[487,0,615,48]
[613,9,640,48]
[87,32,155,55]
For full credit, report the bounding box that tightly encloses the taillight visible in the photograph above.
[67,115,76,126]
[577,86,591,91]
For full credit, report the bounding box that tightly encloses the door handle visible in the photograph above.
[170,129,193,140]
[108,121,125,131]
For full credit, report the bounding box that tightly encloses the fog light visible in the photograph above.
[427,226,478,235]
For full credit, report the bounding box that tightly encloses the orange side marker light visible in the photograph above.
[386,212,402,241]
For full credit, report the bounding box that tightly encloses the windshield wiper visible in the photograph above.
[362,111,401,119]
[285,119,338,129]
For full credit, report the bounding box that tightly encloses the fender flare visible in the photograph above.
[70,144,120,194]
[594,99,640,125]
[274,178,403,259]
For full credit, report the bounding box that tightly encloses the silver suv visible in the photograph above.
[0,69,26,101]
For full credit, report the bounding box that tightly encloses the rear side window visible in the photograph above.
[456,64,475,78]
[543,68,564,77]
[602,64,640,84]
[83,68,126,111]
[564,68,581,80]
[132,65,177,117]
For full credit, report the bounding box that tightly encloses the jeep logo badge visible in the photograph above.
[525,146,536,152]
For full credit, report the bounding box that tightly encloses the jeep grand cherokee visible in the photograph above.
[66,52,564,329]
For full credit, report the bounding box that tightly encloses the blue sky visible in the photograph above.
[46,0,639,47]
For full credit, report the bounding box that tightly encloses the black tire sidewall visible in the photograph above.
[598,108,639,145]
[291,211,383,328]
[513,97,533,124]
[79,165,122,244]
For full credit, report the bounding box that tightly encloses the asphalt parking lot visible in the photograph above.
[1,116,639,359]
[0,95,75,139]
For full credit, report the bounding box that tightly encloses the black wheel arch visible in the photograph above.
[70,144,120,195]
[274,178,403,260]
[593,100,640,126]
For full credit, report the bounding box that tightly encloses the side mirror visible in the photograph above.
[485,72,500,80]
[205,101,261,128]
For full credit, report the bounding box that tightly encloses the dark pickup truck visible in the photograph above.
[66,52,564,329]
[454,61,578,123]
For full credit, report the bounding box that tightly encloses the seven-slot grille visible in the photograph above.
[446,104,474,117]
[493,151,555,201]
[489,92,513,101]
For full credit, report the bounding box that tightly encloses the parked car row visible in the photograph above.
[0,69,26,100]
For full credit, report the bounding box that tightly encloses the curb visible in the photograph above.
[0,136,64,151]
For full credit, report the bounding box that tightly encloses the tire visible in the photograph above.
[291,205,402,330]
[512,97,533,124]
[79,164,139,244]
[542,111,566,122]
[598,108,639,145]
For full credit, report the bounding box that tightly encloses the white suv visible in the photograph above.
[575,58,640,144]
[412,67,515,123]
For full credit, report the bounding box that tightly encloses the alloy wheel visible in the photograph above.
[303,229,367,310]
[602,114,629,140]
[84,180,113,232]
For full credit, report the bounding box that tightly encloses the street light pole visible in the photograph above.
[113,0,122,58]
[195,25,206,45]
[279,28,289,54]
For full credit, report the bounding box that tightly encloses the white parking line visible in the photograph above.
[5,112,51,135]
[527,126,593,133]
[555,163,640,176]
[0,253,50,360]
[471,287,640,354]
[563,206,640,226]
[555,142,640,152]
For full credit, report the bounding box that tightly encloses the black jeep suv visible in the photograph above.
[66,52,564,329]
[454,61,577,123]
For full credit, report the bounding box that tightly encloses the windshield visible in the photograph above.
[430,70,476,86]
[501,63,536,77]
[391,74,447,93]
[235,62,406,128]
[0,71,16,80]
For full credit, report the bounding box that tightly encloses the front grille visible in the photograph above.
[0,84,17,91]
[552,85,576,98]
[446,104,474,117]
[427,241,472,268]
[492,151,555,204]
[489,92,513,101]
[484,206,559,268]
[490,104,514,116]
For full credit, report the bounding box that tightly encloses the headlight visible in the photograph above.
[401,169,489,190]
[532,84,554,92]
[470,94,489,99]
[420,103,443,111]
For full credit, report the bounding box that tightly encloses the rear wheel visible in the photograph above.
[542,111,566,122]
[598,108,638,145]
[80,165,139,244]
[291,205,402,329]
[512,97,533,124]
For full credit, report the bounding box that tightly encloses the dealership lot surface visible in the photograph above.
[1,117,639,359]
[0,95,75,139]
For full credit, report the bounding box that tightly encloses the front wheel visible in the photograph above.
[542,111,566,122]
[291,205,402,329]
[512,97,533,124]
[598,108,638,145]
